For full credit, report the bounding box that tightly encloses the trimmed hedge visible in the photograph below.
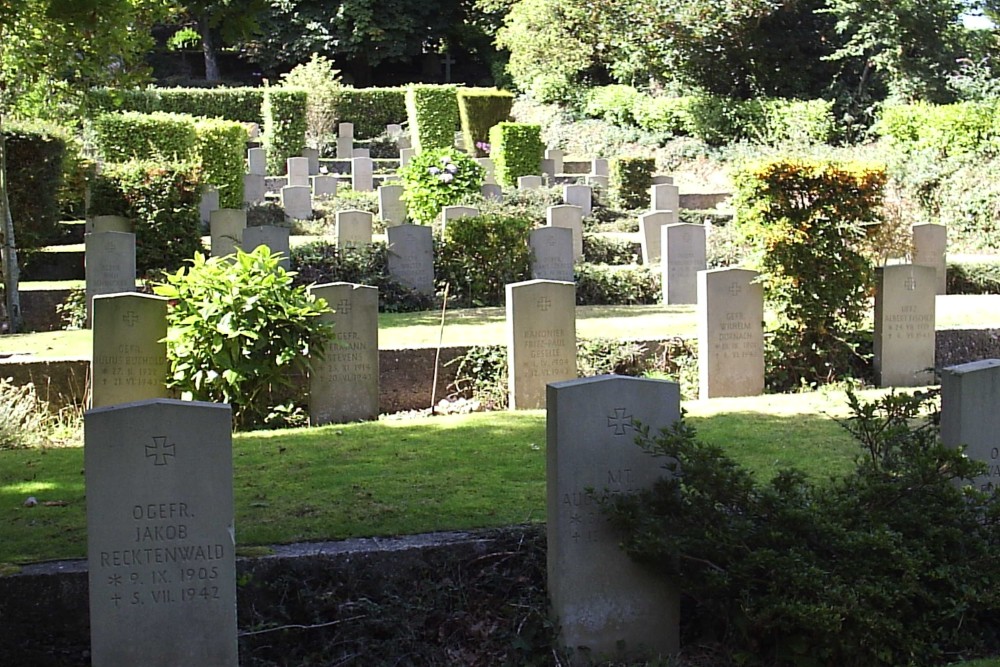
[457,88,514,157]
[3,123,68,256]
[488,123,543,187]
[877,101,1000,157]
[608,157,655,210]
[406,85,459,153]
[92,112,198,162]
[333,88,407,139]
[194,118,248,209]
[88,87,265,124]
[263,88,308,175]
[947,260,1000,294]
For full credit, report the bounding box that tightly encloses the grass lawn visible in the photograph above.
[0,388,871,566]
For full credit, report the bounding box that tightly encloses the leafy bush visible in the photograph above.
[405,84,459,153]
[280,54,343,154]
[761,98,836,145]
[331,87,407,139]
[154,247,335,430]
[582,85,643,126]
[608,156,655,210]
[397,148,484,224]
[489,122,543,187]
[603,389,1000,667]
[3,123,67,257]
[574,263,660,305]
[457,88,514,157]
[0,378,51,449]
[193,117,247,209]
[436,213,532,307]
[263,87,308,175]
[582,233,638,265]
[92,111,198,162]
[948,260,1000,294]
[876,101,999,157]
[88,86,265,124]
[632,95,696,135]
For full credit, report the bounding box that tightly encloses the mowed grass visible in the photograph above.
[0,389,875,565]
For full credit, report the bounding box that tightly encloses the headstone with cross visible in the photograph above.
[912,223,947,295]
[85,230,137,326]
[529,226,574,282]
[85,399,237,666]
[336,210,374,250]
[874,264,936,387]
[506,279,576,409]
[547,375,681,661]
[546,205,583,262]
[662,222,706,305]
[697,267,764,399]
[91,293,171,409]
[308,282,380,424]
[387,224,435,295]
[638,210,678,265]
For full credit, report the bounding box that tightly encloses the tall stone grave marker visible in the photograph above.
[506,279,576,409]
[587,175,609,188]
[312,175,338,197]
[545,148,564,175]
[592,158,609,177]
[87,215,132,234]
[378,184,407,226]
[651,183,680,213]
[698,268,764,399]
[547,375,681,662]
[336,123,354,159]
[85,399,237,666]
[563,184,593,217]
[529,226,575,283]
[399,147,415,167]
[387,224,435,295]
[247,147,266,176]
[309,283,379,423]
[662,223,706,305]
[352,156,374,192]
[91,293,170,409]
[243,225,291,270]
[336,210,374,249]
[243,174,265,206]
[874,264,936,387]
[518,175,542,190]
[198,187,219,227]
[638,210,678,265]
[302,147,320,175]
[481,183,503,201]
[912,223,947,295]
[546,204,583,261]
[280,185,312,221]
[476,157,496,184]
[286,157,310,187]
[941,359,1000,492]
[440,205,480,235]
[85,231,136,322]
[210,209,246,258]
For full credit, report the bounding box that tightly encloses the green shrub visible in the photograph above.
[457,88,514,157]
[947,260,1000,294]
[87,87,265,124]
[92,111,198,162]
[877,101,999,156]
[436,213,532,307]
[405,85,460,153]
[603,389,1000,666]
[3,123,67,257]
[397,148,485,225]
[488,122,544,187]
[582,85,643,126]
[574,263,659,305]
[0,378,51,449]
[632,95,696,135]
[280,54,343,154]
[761,98,836,145]
[88,160,204,275]
[582,233,639,265]
[154,246,335,430]
[194,117,248,209]
[608,156,655,210]
[685,95,766,146]
[331,88,407,139]
[263,87,308,175]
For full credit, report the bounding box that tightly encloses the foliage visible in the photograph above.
[87,86,266,124]
[0,378,51,449]
[92,111,199,162]
[397,148,484,224]
[876,101,1000,157]
[574,263,660,306]
[279,53,343,154]
[448,344,509,410]
[88,160,204,276]
[576,337,649,377]
[56,288,87,330]
[329,87,407,139]
[608,156,655,210]
[488,122,543,187]
[193,117,248,208]
[437,212,532,307]
[603,389,1000,666]
[948,260,1000,294]
[583,85,644,126]
[262,87,308,175]
[3,123,67,257]
[154,246,335,430]
[404,85,460,153]
[581,233,638,265]
[457,88,514,158]
[733,158,884,390]
[631,96,696,135]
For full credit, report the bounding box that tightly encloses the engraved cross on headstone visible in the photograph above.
[122,310,138,326]
[607,407,634,436]
[145,436,176,466]
[337,298,353,315]
[537,297,552,311]
[905,276,917,291]
[729,282,742,297]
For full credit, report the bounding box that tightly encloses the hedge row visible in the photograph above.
[876,101,1000,157]
[88,87,265,124]
[3,123,70,257]
[458,88,514,157]
[332,88,407,139]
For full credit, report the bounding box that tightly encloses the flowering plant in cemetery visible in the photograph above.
[398,147,485,224]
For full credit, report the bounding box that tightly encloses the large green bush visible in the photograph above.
[154,246,335,430]
[92,111,198,162]
[332,88,408,139]
[405,85,460,153]
[457,88,514,157]
[436,213,532,307]
[194,117,248,209]
[88,87,265,124]
[877,101,999,157]
[3,123,67,257]
[262,87,308,175]
[582,85,643,126]
[574,263,659,305]
[488,122,543,187]
[280,54,343,154]
[631,96,696,135]
[608,156,655,210]
[397,148,484,225]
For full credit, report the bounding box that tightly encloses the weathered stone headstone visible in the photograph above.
[941,359,1000,493]
[247,147,266,176]
[651,174,674,185]
[912,223,947,295]
[546,204,583,262]
[481,183,503,201]
[88,215,132,234]
[440,205,480,235]
[198,188,219,227]
[697,268,765,399]
[339,122,354,138]
[312,175,338,197]
[386,123,403,138]
[651,183,680,213]
[587,175,609,189]
[378,184,407,226]
[874,264,936,387]
[399,148,416,168]
[309,283,379,424]
[591,158,609,177]
[91,293,170,409]
[280,185,312,221]
[286,157,310,187]
[476,157,496,184]
[563,184,593,217]
[86,231,136,322]
[518,175,542,190]
[529,226,575,283]
[540,159,556,181]
[302,147,320,175]
[336,210,374,249]
[547,375,681,662]
[352,148,371,159]
[387,224,435,295]
[506,279,576,409]
[352,157,374,192]
[545,148,564,175]
[243,175,265,206]
[85,399,237,667]
[662,223,706,305]
[336,136,353,160]
[242,225,291,270]
[638,210,678,265]
[209,209,246,258]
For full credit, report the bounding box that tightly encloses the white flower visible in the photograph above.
[438,172,454,183]
[445,163,458,173]
[440,156,450,164]
[428,166,440,175]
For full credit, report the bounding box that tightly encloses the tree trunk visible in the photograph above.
[201,18,221,82]
[0,113,23,334]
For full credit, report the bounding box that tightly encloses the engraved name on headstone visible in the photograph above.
[529,226,575,283]
[387,225,435,295]
[874,264,936,387]
[697,268,765,399]
[91,293,170,408]
[506,279,576,409]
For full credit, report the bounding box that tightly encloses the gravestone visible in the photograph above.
[336,210,374,249]
[280,185,312,221]
[378,184,407,226]
[336,136,353,159]
[209,209,246,258]
[545,148,564,175]
[302,147,320,175]
[481,183,503,201]
[352,157,374,192]
[638,210,679,265]
[651,183,680,213]
[563,184,593,217]
[506,279,576,410]
[312,175,338,197]
[198,188,219,228]
[529,226,575,283]
[587,175,609,188]
[540,159,556,181]
[85,399,237,666]
[651,175,674,185]
[518,175,542,190]
[912,223,947,295]
[697,268,765,399]
[662,223,706,305]
[399,148,416,168]
[386,123,403,138]
[309,282,379,424]
[243,175,265,206]
[387,224,435,295]
[247,147,266,176]
[286,157,310,187]
[339,122,354,138]
[91,293,170,409]
[547,375,681,662]
[86,231,136,322]
[941,359,1000,492]
[243,225,291,270]
[88,215,132,234]
[476,158,496,184]
[440,205,480,235]
[546,204,583,262]
[352,148,371,159]
[874,264,936,387]
[592,158,609,177]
